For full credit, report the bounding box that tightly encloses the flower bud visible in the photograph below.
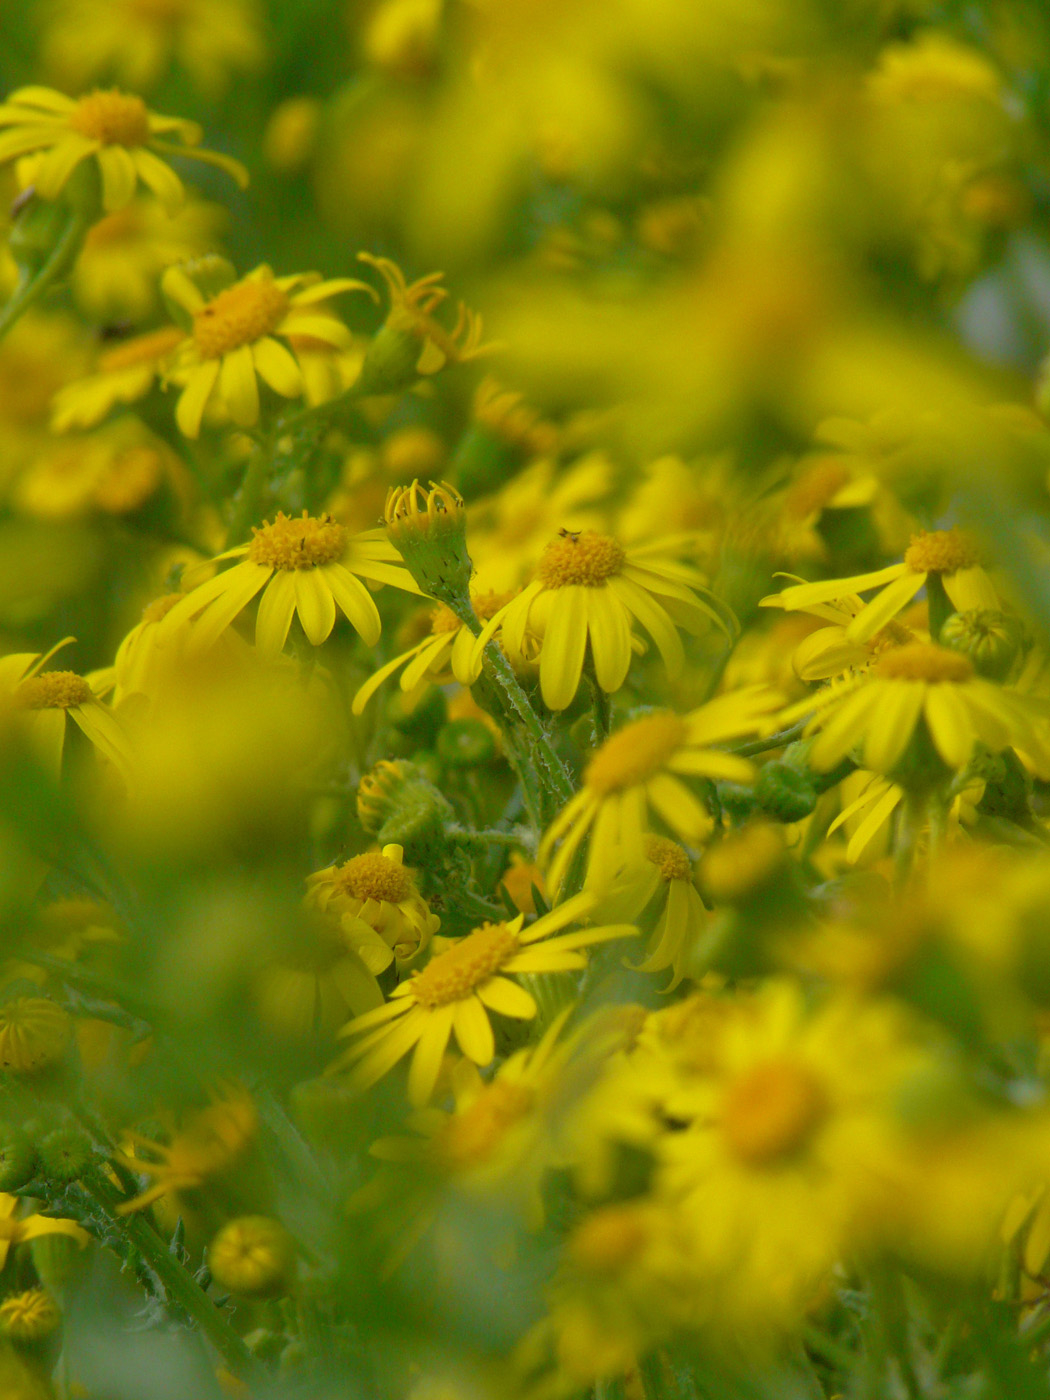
[0,1125,37,1191]
[37,1124,94,1185]
[939,609,1024,681]
[354,322,426,398]
[0,998,72,1074]
[384,480,473,604]
[0,1289,60,1347]
[754,761,817,822]
[209,1216,296,1299]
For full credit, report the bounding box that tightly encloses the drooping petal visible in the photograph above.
[475,977,538,1018]
[254,571,297,656]
[219,344,260,427]
[294,568,338,646]
[131,146,186,211]
[174,359,220,439]
[97,144,139,212]
[252,337,304,397]
[452,996,495,1065]
[539,590,588,711]
[33,133,97,199]
[844,571,925,643]
[322,564,381,645]
[407,1005,457,1106]
[861,680,925,773]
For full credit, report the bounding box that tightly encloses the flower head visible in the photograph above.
[158,513,418,656]
[473,529,733,712]
[0,997,71,1073]
[329,890,635,1105]
[0,86,247,214]
[306,843,439,972]
[0,1289,60,1344]
[208,1216,296,1298]
[161,262,376,436]
[384,479,473,602]
[50,325,187,432]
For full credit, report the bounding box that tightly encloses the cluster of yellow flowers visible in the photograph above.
[1,1,1050,1399]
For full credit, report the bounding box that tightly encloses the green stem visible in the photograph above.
[226,429,275,547]
[81,1173,260,1382]
[802,1322,858,1374]
[447,826,528,849]
[894,789,927,889]
[727,719,809,757]
[925,573,953,643]
[0,207,91,343]
[587,663,611,744]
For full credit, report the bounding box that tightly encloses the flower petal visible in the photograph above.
[219,344,260,427]
[321,564,381,645]
[175,359,220,439]
[452,996,495,1065]
[255,571,298,656]
[475,977,538,1018]
[252,337,304,398]
[294,568,337,646]
[406,1004,457,1105]
[97,144,139,212]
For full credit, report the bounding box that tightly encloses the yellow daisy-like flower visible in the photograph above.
[161,263,376,437]
[766,528,998,645]
[306,843,439,973]
[352,589,517,714]
[50,325,187,432]
[472,529,732,712]
[540,688,780,893]
[783,642,1050,776]
[0,639,132,782]
[159,512,417,656]
[328,890,636,1106]
[827,767,983,866]
[0,86,247,214]
[41,0,265,97]
[620,837,711,992]
[358,252,493,376]
[761,579,917,682]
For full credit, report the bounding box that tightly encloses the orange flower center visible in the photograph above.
[193,279,290,359]
[645,835,692,883]
[14,672,92,709]
[585,712,688,796]
[99,325,185,373]
[721,1057,828,1166]
[434,1080,535,1170]
[536,530,626,588]
[248,511,348,570]
[875,642,974,683]
[904,527,981,575]
[568,1206,649,1273]
[411,923,518,1008]
[69,90,151,147]
[332,852,412,904]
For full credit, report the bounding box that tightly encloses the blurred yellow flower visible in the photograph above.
[0,86,247,213]
[51,325,187,432]
[306,843,439,973]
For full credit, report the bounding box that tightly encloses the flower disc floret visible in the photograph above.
[721,1058,828,1166]
[193,280,291,359]
[903,528,981,575]
[334,851,413,905]
[536,531,626,588]
[69,90,150,145]
[645,836,692,883]
[14,672,93,709]
[875,643,973,683]
[411,923,520,1008]
[586,714,689,796]
[247,512,348,570]
[0,1288,60,1343]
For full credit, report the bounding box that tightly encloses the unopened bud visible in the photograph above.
[939,609,1024,681]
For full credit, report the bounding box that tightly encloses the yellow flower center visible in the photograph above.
[0,1289,60,1343]
[69,90,151,147]
[142,593,184,625]
[903,527,981,575]
[99,325,185,373]
[14,671,93,709]
[332,852,412,904]
[193,279,290,359]
[537,530,626,588]
[585,712,688,796]
[248,511,348,570]
[568,1206,649,1274]
[645,835,692,883]
[411,922,519,1008]
[875,642,974,683]
[721,1057,828,1166]
[434,1080,535,1170]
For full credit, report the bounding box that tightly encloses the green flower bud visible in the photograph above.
[210,1217,296,1300]
[0,1125,37,1191]
[354,322,424,398]
[37,1125,94,1185]
[437,718,496,768]
[384,480,473,605]
[754,761,817,822]
[0,1289,61,1347]
[939,609,1024,681]
[29,1232,83,1292]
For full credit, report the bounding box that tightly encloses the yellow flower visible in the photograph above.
[352,590,517,713]
[162,263,376,436]
[208,1216,296,1299]
[159,512,417,656]
[472,529,732,712]
[0,997,71,1072]
[827,767,983,865]
[14,421,182,519]
[41,0,265,96]
[0,639,132,782]
[328,890,635,1106]
[540,688,780,893]
[782,642,1050,777]
[253,917,383,1041]
[50,325,187,432]
[620,837,711,992]
[762,583,917,682]
[72,195,227,323]
[767,528,998,645]
[0,86,247,213]
[0,1288,61,1343]
[113,1085,257,1215]
[0,1194,90,1271]
[358,252,493,377]
[306,843,439,973]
